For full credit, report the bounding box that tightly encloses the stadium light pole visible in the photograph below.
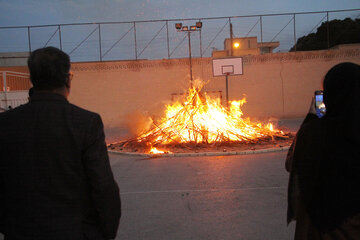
[175,21,202,88]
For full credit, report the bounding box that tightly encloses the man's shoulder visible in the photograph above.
[67,102,101,119]
[0,104,28,120]
[0,101,102,124]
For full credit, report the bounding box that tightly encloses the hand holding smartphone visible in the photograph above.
[314,90,326,118]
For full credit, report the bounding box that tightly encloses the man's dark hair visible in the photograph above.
[27,47,70,90]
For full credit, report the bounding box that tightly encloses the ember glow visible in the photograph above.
[136,83,286,147]
[149,147,166,154]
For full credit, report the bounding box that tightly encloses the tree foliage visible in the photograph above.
[290,18,360,51]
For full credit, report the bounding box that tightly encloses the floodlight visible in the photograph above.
[196,21,202,29]
[233,42,240,48]
[182,26,189,31]
[190,26,197,31]
[175,23,182,30]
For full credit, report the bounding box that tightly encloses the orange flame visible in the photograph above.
[137,83,285,145]
[149,147,165,154]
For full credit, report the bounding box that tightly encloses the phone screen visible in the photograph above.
[315,91,326,118]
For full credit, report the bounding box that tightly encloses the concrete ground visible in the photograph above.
[112,151,295,240]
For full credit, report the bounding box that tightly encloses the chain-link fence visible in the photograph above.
[0,9,359,62]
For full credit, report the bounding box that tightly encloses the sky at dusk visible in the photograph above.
[0,0,359,60]
[0,0,360,27]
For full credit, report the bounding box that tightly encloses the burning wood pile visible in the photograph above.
[109,82,292,154]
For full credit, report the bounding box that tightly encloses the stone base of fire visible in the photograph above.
[107,133,295,154]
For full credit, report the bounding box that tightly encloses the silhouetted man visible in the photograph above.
[0,47,121,240]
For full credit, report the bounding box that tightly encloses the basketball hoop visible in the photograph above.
[212,57,243,109]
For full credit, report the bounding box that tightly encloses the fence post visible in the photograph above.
[3,72,8,108]
[166,21,170,59]
[199,24,202,58]
[293,13,297,52]
[260,16,263,49]
[98,24,102,61]
[327,11,330,49]
[134,22,138,60]
[27,27,31,53]
[229,18,233,56]
[58,25,62,50]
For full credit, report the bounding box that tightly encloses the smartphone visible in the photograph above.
[314,90,326,118]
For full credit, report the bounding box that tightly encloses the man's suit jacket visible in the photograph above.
[0,93,121,240]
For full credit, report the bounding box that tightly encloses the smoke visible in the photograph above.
[124,110,153,137]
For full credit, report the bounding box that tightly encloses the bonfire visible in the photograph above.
[110,81,291,154]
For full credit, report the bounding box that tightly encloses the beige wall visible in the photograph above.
[71,48,360,128]
[2,48,360,130]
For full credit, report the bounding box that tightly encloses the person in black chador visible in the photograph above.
[0,47,121,240]
[286,62,360,239]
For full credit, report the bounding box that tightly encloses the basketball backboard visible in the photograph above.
[212,57,243,77]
